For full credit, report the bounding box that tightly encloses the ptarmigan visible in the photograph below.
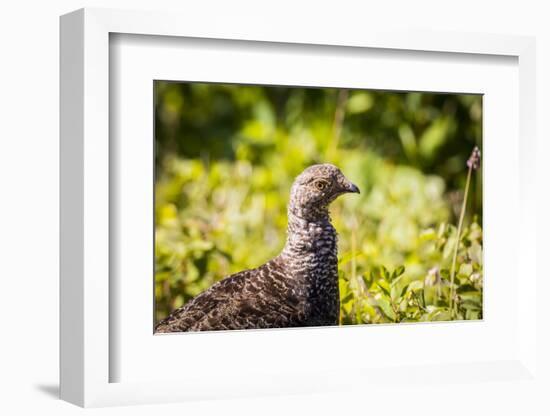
[155,164,359,333]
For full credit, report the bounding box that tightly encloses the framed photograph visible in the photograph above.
[60,8,538,408]
[152,80,484,334]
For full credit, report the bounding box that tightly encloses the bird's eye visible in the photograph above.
[314,180,328,190]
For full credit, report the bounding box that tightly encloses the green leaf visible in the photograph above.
[380,266,390,281]
[362,272,373,286]
[376,298,396,321]
[399,283,410,298]
[341,292,354,304]
[459,263,473,277]
[407,280,424,291]
[460,300,481,311]
[423,307,452,322]
[465,309,482,320]
[392,265,406,280]
[418,117,452,160]
[459,291,481,303]
[456,284,478,294]
[376,281,391,298]
[346,92,373,114]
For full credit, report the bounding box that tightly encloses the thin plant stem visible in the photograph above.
[328,89,349,159]
[449,167,472,318]
[350,225,361,323]
[351,226,357,283]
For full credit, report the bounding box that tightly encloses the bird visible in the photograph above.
[155,163,360,333]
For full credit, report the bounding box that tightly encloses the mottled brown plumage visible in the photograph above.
[155,164,359,333]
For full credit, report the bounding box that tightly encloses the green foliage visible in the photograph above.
[154,82,483,324]
[339,221,483,324]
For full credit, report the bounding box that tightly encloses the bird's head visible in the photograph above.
[289,163,360,220]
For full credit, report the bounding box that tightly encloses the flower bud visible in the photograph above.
[467,146,481,170]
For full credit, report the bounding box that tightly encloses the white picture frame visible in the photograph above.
[60,7,538,408]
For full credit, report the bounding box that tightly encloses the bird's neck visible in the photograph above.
[281,209,337,261]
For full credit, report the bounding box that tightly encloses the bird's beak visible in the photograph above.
[345,182,360,194]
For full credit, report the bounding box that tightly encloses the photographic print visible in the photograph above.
[154,82,482,333]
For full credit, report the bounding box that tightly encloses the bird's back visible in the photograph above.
[155,256,311,332]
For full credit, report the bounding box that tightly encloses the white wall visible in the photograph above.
[1,1,548,414]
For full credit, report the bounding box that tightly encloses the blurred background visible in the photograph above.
[154,81,483,325]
